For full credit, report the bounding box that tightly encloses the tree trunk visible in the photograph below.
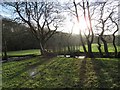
[101,37,109,57]
[39,42,45,55]
[113,34,117,57]
[87,40,93,58]
[109,17,118,57]
[80,32,87,56]
[67,45,70,52]
[97,36,103,57]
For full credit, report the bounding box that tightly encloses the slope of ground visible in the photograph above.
[2,57,119,88]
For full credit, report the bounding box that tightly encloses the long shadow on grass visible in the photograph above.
[91,58,119,88]
[17,57,62,88]
[78,58,87,88]
[4,57,53,82]
[90,58,108,88]
[3,57,37,71]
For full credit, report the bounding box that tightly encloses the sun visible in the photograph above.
[73,17,88,35]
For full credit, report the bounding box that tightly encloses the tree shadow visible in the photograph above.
[3,57,37,72]
[91,58,119,88]
[78,58,87,88]
[3,56,54,82]
[17,57,62,88]
[89,58,105,88]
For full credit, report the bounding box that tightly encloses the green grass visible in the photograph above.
[2,57,120,88]
[4,43,120,57]
[80,43,120,52]
[7,49,40,56]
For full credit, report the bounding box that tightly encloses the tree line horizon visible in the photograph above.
[2,0,120,58]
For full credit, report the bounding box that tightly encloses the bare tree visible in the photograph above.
[73,0,96,57]
[4,1,64,55]
[95,0,119,57]
[72,0,119,57]
[98,2,111,57]
[73,0,87,56]
[109,15,119,57]
[81,0,94,57]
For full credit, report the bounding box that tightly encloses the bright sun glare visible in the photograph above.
[73,17,88,35]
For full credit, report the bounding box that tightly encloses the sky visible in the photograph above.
[0,0,119,35]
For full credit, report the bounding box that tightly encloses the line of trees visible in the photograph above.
[2,17,120,59]
[68,0,119,57]
[2,0,120,58]
[2,17,119,53]
[2,18,82,51]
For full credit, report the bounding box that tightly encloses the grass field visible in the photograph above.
[5,44,120,56]
[80,43,120,52]
[7,49,40,56]
[2,57,120,88]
